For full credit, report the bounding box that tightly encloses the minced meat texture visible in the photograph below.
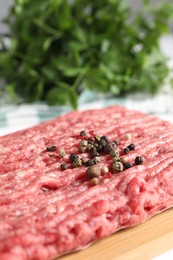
[0,105,173,259]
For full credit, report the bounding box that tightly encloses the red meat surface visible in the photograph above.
[0,105,173,260]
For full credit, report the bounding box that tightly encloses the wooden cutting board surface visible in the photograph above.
[61,208,173,260]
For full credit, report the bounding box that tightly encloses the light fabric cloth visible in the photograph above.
[0,86,173,136]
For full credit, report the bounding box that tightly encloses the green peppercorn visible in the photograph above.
[60,163,68,170]
[59,149,66,158]
[110,148,119,158]
[128,143,135,151]
[46,145,56,152]
[86,144,93,151]
[94,135,101,142]
[72,158,83,167]
[79,140,88,147]
[135,156,143,165]
[112,161,123,172]
[69,153,79,163]
[93,156,100,164]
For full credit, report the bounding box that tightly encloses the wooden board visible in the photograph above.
[61,208,173,260]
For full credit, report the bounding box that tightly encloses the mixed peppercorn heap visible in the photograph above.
[46,131,143,185]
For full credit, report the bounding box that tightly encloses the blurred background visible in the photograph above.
[0,0,173,136]
[1,0,173,33]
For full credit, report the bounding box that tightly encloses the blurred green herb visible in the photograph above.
[0,0,173,108]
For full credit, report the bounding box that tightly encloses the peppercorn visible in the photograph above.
[101,166,109,175]
[94,135,101,142]
[99,138,107,147]
[73,158,83,167]
[124,147,130,154]
[96,144,103,153]
[112,161,124,172]
[110,148,119,158]
[46,145,56,152]
[113,140,119,145]
[86,165,101,179]
[59,149,66,158]
[79,140,88,147]
[78,146,86,153]
[135,156,143,165]
[88,138,95,145]
[124,162,132,169]
[86,144,93,151]
[112,156,119,163]
[80,130,86,136]
[124,133,131,140]
[91,177,99,185]
[93,156,100,164]
[119,157,126,164]
[69,153,79,163]
[128,143,135,151]
[100,136,109,142]
[85,159,95,167]
[90,147,99,158]
[60,163,68,170]
[104,142,117,154]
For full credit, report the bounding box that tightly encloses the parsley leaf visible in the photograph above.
[0,0,172,108]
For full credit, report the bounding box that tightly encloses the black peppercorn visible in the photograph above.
[60,163,68,170]
[124,147,130,154]
[104,142,116,154]
[80,130,86,136]
[69,153,79,163]
[90,147,99,158]
[135,156,143,165]
[96,144,103,153]
[128,143,135,151]
[46,145,56,152]
[100,136,109,142]
[124,162,132,169]
[113,140,119,145]
[85,159,95,167]
[99,138,107,147]
[88,138,95,145]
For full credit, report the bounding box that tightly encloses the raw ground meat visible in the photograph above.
[0,105,173,260]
